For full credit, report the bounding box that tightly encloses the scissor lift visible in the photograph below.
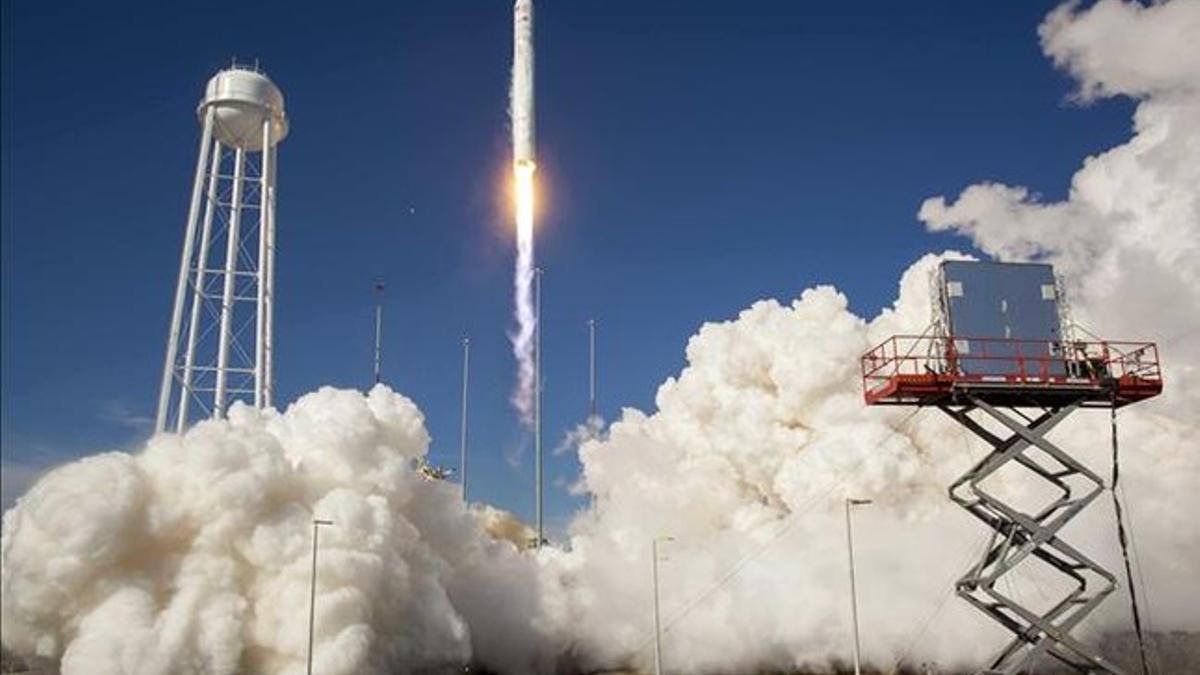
[862,333,1162,674]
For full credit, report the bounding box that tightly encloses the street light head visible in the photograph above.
[313,518,334,526]
[847,498,873,506]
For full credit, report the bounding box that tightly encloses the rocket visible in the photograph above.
[512,0,535,168]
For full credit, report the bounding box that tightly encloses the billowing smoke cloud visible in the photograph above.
[545,258,1199,673]
[1,387,552,675]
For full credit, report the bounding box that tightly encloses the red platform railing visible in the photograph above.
[861,335,1162,406]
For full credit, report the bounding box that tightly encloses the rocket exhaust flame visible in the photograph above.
[510,0,537,424]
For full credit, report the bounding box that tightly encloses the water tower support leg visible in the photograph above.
[940,396,1126,675]
[177,141,223,430]
[156,107,216,433]
[255,119,272,408]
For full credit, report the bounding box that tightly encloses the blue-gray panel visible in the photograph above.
[941,261,1063,376]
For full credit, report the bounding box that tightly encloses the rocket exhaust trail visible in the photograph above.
[511,0,537,425]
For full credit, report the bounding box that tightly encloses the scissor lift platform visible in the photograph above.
[862,336,1162,408]
[861,334,1162,675]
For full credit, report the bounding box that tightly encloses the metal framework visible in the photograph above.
[862,334,1162,674]
[156,67,285,433]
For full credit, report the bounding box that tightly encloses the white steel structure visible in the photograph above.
[155,64,288,433]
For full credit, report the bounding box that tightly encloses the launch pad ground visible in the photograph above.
[3,630,1198,673]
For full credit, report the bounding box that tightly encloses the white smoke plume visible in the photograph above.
[1,386,552,675]
[553,414,606,458]
[511,230,536,426]
[510,0,538,426]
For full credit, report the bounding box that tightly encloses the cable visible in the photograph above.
[890,530,992,671]
[1119,479,1163,674]
[1110,405,1151,675]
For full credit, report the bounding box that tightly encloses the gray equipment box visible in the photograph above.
[940,260,1064,377]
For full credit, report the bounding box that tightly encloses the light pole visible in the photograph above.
[587,318,597,422]
[372,281,384,385]
[845,498,872,675]
[459,336,470,503]
[533,267,543,548]
[307,518,334,675]
[651,536,674,675]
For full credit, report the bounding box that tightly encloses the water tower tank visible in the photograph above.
[198,66,288,151]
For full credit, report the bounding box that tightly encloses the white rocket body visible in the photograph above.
[512,0,535,167]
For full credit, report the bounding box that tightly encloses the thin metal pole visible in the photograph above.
[588,318,597,421]
[374,304,382,383]
[846,498,870,675]
[534,267,543,547]
[307,522,319,675]
[177,140,223,431]
[156,107,215,433]
[213,147,246,417]
[373,282,384,385]
[255,120,273,408]
[460,337,470,503]
[652,538,666,675]
[307,519,333,675]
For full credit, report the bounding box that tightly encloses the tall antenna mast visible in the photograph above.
[534,267,544,548]
[156,65,288,433]
[588,318,597,422]
[373,280,385,385]
[459,336,470,503]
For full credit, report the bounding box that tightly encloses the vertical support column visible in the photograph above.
[652,538,664,675]
[255,120,273,408]
[588,318,597,421]
[534,267,543,548]
[156,106,216,433]
[176,140,224,430]
[373,283,383,385]
[460,337,470,503]
[214,147,246,417]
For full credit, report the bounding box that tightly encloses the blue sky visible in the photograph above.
[1,1,1133,526]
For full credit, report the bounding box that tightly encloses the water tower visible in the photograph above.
[155,63,289,433]
[862,260,1162,675]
